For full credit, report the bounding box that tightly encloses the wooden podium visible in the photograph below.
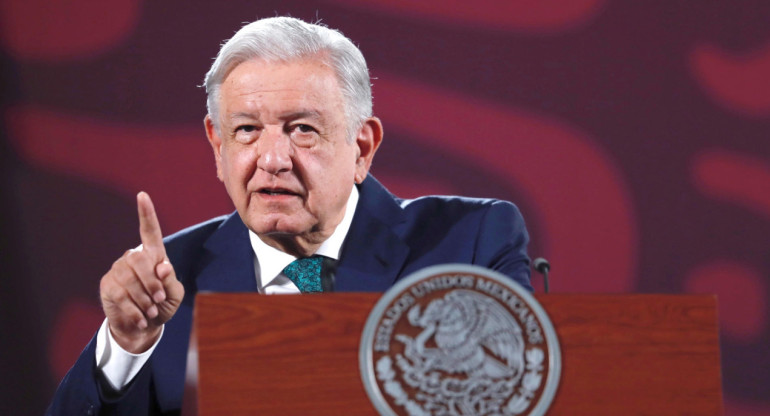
[185,293,723,415]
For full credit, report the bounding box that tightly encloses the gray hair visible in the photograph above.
[204,17,372,141]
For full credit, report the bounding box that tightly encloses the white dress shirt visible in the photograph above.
[95,186,359,391]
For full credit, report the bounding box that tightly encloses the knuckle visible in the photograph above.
[136,271,160,292]
[112,255,127,269]
[128,309,144,325]
[135,293,153,309]
[125,250,145,267]
[145,277,162,291]
[110,287,128,303]
[112,266,133,285]
[100,281,120,303]
[119,298,140,317]
[99,275,110,292]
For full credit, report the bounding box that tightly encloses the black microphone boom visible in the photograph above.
[532,257,551,293]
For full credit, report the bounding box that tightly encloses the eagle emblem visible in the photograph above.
[360,265,560,416]
[398,290,525,382]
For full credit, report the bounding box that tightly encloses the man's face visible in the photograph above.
[205,58,381,255]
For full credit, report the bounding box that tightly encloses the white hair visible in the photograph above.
[203,16,372,141]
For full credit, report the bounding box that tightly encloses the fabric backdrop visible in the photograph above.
[1,1,768,414]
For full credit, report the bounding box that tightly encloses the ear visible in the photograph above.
[204,115,224,181]
[353,117,383,184]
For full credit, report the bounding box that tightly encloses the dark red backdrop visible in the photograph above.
[1,1,768,414]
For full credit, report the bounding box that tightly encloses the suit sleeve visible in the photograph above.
[473,200,534,292]
[46,334,162,416]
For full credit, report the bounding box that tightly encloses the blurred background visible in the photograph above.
[1,0,768,414]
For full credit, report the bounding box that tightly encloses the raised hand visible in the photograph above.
[99,192,185,353]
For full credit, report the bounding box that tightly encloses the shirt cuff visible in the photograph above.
[94,318,164,391]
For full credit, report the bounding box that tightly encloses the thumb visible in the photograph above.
[155,260,184,314]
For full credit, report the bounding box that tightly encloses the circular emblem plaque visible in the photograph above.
[360,264,560,416]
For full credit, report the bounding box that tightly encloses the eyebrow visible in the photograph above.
[281,110,323,121]
[225,110,324,122]
[227,112,260,121]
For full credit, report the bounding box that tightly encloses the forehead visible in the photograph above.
[219,58,344,115]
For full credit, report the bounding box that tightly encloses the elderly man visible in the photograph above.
[47,16,531,415]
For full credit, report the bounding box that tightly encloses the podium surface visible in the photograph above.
[189,293,722,415]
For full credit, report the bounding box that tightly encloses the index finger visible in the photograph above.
[137,191,166,256]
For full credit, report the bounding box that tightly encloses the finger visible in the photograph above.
[116,299,149,330]
[137,191,166,257]
[156,261,184,305]
[102,273,152,330]
[156,261,174,280]
[113,258,160,319]
[125,249,166,305]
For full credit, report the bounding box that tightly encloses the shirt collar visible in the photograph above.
[248,185,359,289]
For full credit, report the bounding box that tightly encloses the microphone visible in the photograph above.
[321,256,336,292]
[533,257,551,293]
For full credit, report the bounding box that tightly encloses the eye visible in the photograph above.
[293,124,317,134]
[233,124,259,143]
[287,123,319,147]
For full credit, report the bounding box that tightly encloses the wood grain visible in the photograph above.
[541,295,723,415]
[190,293,722,415]
[194,293,380,415]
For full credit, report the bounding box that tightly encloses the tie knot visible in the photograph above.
[282,255,326,293]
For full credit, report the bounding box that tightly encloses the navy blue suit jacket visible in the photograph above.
[47,176,531,415]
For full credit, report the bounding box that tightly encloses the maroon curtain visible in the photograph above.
[1,1,768,414]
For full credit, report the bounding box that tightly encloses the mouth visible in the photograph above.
[257,187,300,197]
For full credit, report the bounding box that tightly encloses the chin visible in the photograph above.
[244,212,309,237]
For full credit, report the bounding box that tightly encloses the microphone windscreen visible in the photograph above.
[533,257,551,273]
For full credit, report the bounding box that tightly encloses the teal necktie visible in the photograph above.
[283,255,325,293]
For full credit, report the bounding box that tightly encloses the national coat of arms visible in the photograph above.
[360,264,560,416]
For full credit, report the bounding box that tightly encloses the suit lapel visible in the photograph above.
[196,213,258,292]
[335,176,410,292]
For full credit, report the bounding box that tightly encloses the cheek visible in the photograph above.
[305,151,352,185]
[309,153,356,200]
[221,146,256,183]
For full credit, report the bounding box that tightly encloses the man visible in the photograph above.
[47,16,532,415]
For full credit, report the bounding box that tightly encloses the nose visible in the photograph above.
[256,127,292,175]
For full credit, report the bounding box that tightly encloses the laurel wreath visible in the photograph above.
[375,347,544,416]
